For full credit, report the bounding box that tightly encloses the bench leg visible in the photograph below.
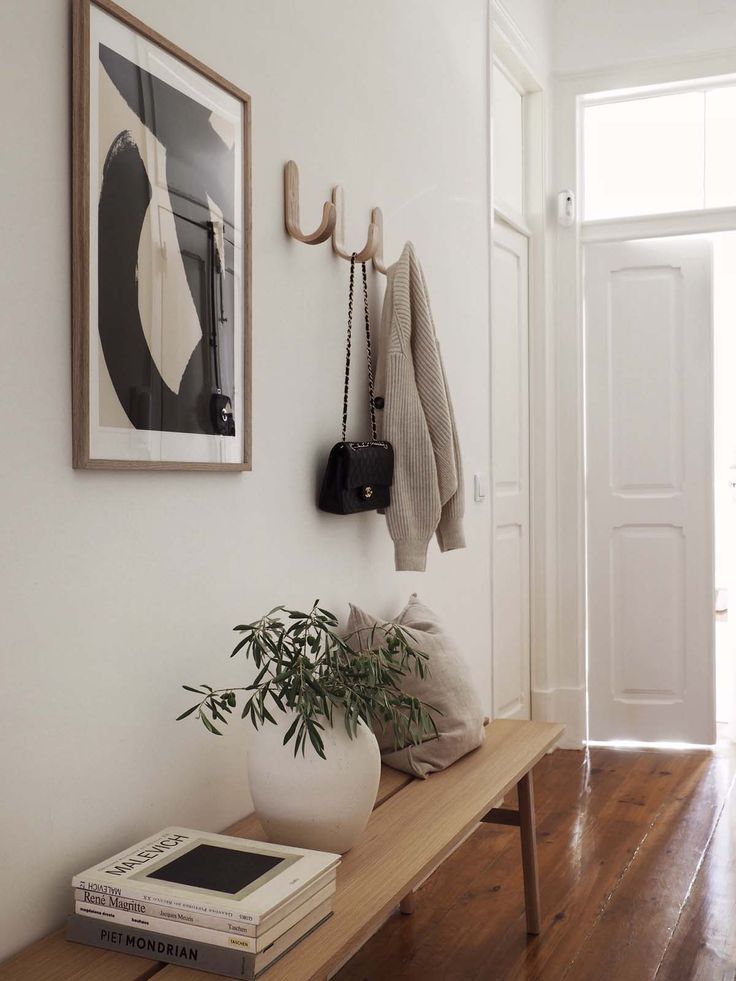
[399,892,416,915]
[517,770,541,935]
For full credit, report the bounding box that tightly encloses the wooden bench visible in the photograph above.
[0,719,564,981]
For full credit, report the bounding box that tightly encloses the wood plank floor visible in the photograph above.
[335,739,736,981]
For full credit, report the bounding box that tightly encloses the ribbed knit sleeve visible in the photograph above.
[383,350,442,571]
[409,254,459,509]
[436,350,466,553]
[374,243,466,571]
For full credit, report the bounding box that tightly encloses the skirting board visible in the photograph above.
[532,687,586,749]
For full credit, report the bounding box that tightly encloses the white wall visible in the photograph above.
[0,0,555,963]
[552,0,736,76]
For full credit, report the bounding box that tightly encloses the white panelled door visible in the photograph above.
[585,237,715,744]
[491,219,531,720]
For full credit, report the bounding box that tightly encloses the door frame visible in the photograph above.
[489,2,556,728]
[553,53,736,746]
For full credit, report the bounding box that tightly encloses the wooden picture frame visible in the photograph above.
[72,0,251,470]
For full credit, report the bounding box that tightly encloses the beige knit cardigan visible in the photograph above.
[374,242,465,572]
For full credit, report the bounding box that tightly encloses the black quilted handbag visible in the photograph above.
[318,254,394,514]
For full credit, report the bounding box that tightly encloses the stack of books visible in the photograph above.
[67,826,340,979]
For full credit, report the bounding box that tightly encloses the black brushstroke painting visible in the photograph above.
[97,43,236,435]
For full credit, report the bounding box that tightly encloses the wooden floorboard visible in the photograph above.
[561,751,731,981]
[655,748,736,981]
[335,740,736,981]
[478,751,689,981]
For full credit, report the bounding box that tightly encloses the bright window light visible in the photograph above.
[583,92,706,220]
[586,739,715,751]
[705,87,736,208]
[583,82,736,221]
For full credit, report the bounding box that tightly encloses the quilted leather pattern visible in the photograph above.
[318,441,394,514]
[342,443,394,488]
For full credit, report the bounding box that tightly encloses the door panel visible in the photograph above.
[608,265,684,493]
[585,237,715,743]
[610,525,686,701]
[492,220,530,720]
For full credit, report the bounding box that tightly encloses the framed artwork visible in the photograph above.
[72,0,251,470]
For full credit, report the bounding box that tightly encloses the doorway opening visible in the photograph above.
[580,75,736,746]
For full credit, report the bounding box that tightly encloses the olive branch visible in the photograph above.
[177,600,440,760]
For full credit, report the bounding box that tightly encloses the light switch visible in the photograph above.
[474,473,488,503]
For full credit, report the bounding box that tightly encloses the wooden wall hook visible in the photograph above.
[283,160,336,245]
[283,160,390,268]
[371,207,388,275]
[331,185,380,263]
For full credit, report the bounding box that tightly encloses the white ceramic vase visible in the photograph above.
[246,709,381,854]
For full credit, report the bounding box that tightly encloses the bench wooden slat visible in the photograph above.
[156,718,564,981]
[0,928,160,981]
[370,765,415,808]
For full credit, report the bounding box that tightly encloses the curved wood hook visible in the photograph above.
[371,207,388,275]
[283,160,336,245]
[331,185,380,263]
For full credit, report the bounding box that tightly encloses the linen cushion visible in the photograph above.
[345,594,485,778]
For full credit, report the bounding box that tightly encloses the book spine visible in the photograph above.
[66,913,255,980]
[72,875,258,923]
[72,868,336,927]
[75,903,258,952]
[251,879,335,935]
[73,888,256,937]
[250,873,336,933]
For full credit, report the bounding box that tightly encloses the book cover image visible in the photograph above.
[140,841,291,898]
[73,828,340,921]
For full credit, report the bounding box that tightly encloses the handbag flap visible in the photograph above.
[341,442,394,489]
